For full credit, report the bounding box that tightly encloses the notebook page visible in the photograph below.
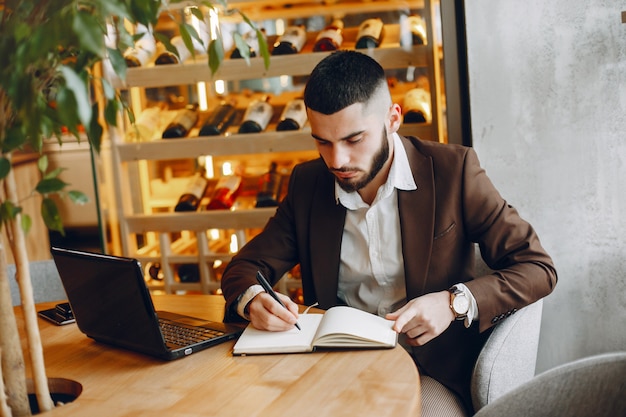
[232,314,323,355]
[313,306,397,348]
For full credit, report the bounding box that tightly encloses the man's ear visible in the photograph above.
[388,103,403,133]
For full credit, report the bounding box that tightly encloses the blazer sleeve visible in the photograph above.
[459,148,557,332]
[220,159,324,322]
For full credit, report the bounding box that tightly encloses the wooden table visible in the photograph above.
[17,294,420,417]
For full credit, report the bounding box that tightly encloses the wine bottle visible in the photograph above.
[313,19,344,52]
[162,104,199,139]
[125,106,162,142]
[402,88,432,124]
[238,97,273,134]
[155,36,192,65]
[177,264,200,283]
[271,25,307,55]
[400,14,427,47]
[255,162,282,208]
[124,24,156,67]
[174,171,209,212]
[355,18,384,49]
[199,100,237,136]
[206,175,242,210]
[146,262,164,281]
[276,98,307,131]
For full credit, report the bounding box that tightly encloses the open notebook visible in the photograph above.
[233,305,398,355]
[50,247,243,360]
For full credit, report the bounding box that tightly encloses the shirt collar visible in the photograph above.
[335,133,417,208]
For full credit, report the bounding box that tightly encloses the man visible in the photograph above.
[221,50,557,414]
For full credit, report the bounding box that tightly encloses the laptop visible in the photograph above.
[50,246,243,360]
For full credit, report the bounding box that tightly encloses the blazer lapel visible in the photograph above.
[309,172,346,309]
[398,136,435,298]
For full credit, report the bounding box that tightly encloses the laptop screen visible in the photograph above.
[51,247,168,357]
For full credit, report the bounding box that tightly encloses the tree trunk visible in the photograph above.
[0,348,15,417]
[3,163,54,413]
[0,244,29,416]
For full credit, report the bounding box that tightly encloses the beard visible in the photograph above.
[334,127,390,193]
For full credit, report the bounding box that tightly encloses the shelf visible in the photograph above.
[117,44,428,88]
[118,130,315,161]
[135,253,234,268]
[227,0,426,21]
[115,123,431,162]
[124,208,277,233]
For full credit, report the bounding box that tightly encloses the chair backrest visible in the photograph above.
[473,351,626,417]
[470,246,544,411]
[471,299,543,410]
[9,260,67,306]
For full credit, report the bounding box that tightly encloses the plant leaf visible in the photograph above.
[189,6,205,22]
[154,32,177,56]
[38,155,49,174]
[36,177,69,195]
[88,103,103,153]
[104,99,119,127]
[0,158,11,180]
[179,22,198,58]
[21,214,32,234]
[68,190,90,205]
[3,126,28,153]
[239,13,270,70]
[59,66,92,127]
[0,201,22,223]
[73,9,105,57]
[43,167,65,180]
[232,32,251,65]
[101,77,116,100]
[100,1,130,21]
[208,38,224,75]
[107,47,127,80]
[41,198,64,235]
[257,29,270,70]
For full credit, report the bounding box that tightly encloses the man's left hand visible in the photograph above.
[386,291,454,346]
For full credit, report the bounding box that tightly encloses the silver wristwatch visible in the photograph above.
[448,286,470,320]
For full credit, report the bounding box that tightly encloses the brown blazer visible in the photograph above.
[222,136,557,411]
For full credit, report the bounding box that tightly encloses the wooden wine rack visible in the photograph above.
[103,0,444,294]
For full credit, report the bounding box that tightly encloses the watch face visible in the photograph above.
[453,294,470,315]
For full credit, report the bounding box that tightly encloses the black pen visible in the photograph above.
[256,271,301,330]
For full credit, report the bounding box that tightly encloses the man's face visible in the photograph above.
[307,100,396,194]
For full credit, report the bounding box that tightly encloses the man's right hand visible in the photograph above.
[247,291,300,331]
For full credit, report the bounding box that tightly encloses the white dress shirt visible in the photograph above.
[336,133,477,326]
[335,133,415,316]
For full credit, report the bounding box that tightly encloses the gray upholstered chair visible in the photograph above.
[9,259,67,306]
[470,247,545,412]
[420,249,547,416]
[471,299,543,411]
[473,351,626,417]
[421,299,545,416]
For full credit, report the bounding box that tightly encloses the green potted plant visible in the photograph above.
[0,0,267,414]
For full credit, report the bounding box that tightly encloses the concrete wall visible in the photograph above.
[464,0,626,372]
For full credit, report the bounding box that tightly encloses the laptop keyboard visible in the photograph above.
[159,318,225,346]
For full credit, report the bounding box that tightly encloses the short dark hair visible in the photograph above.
[304,50,387,115]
